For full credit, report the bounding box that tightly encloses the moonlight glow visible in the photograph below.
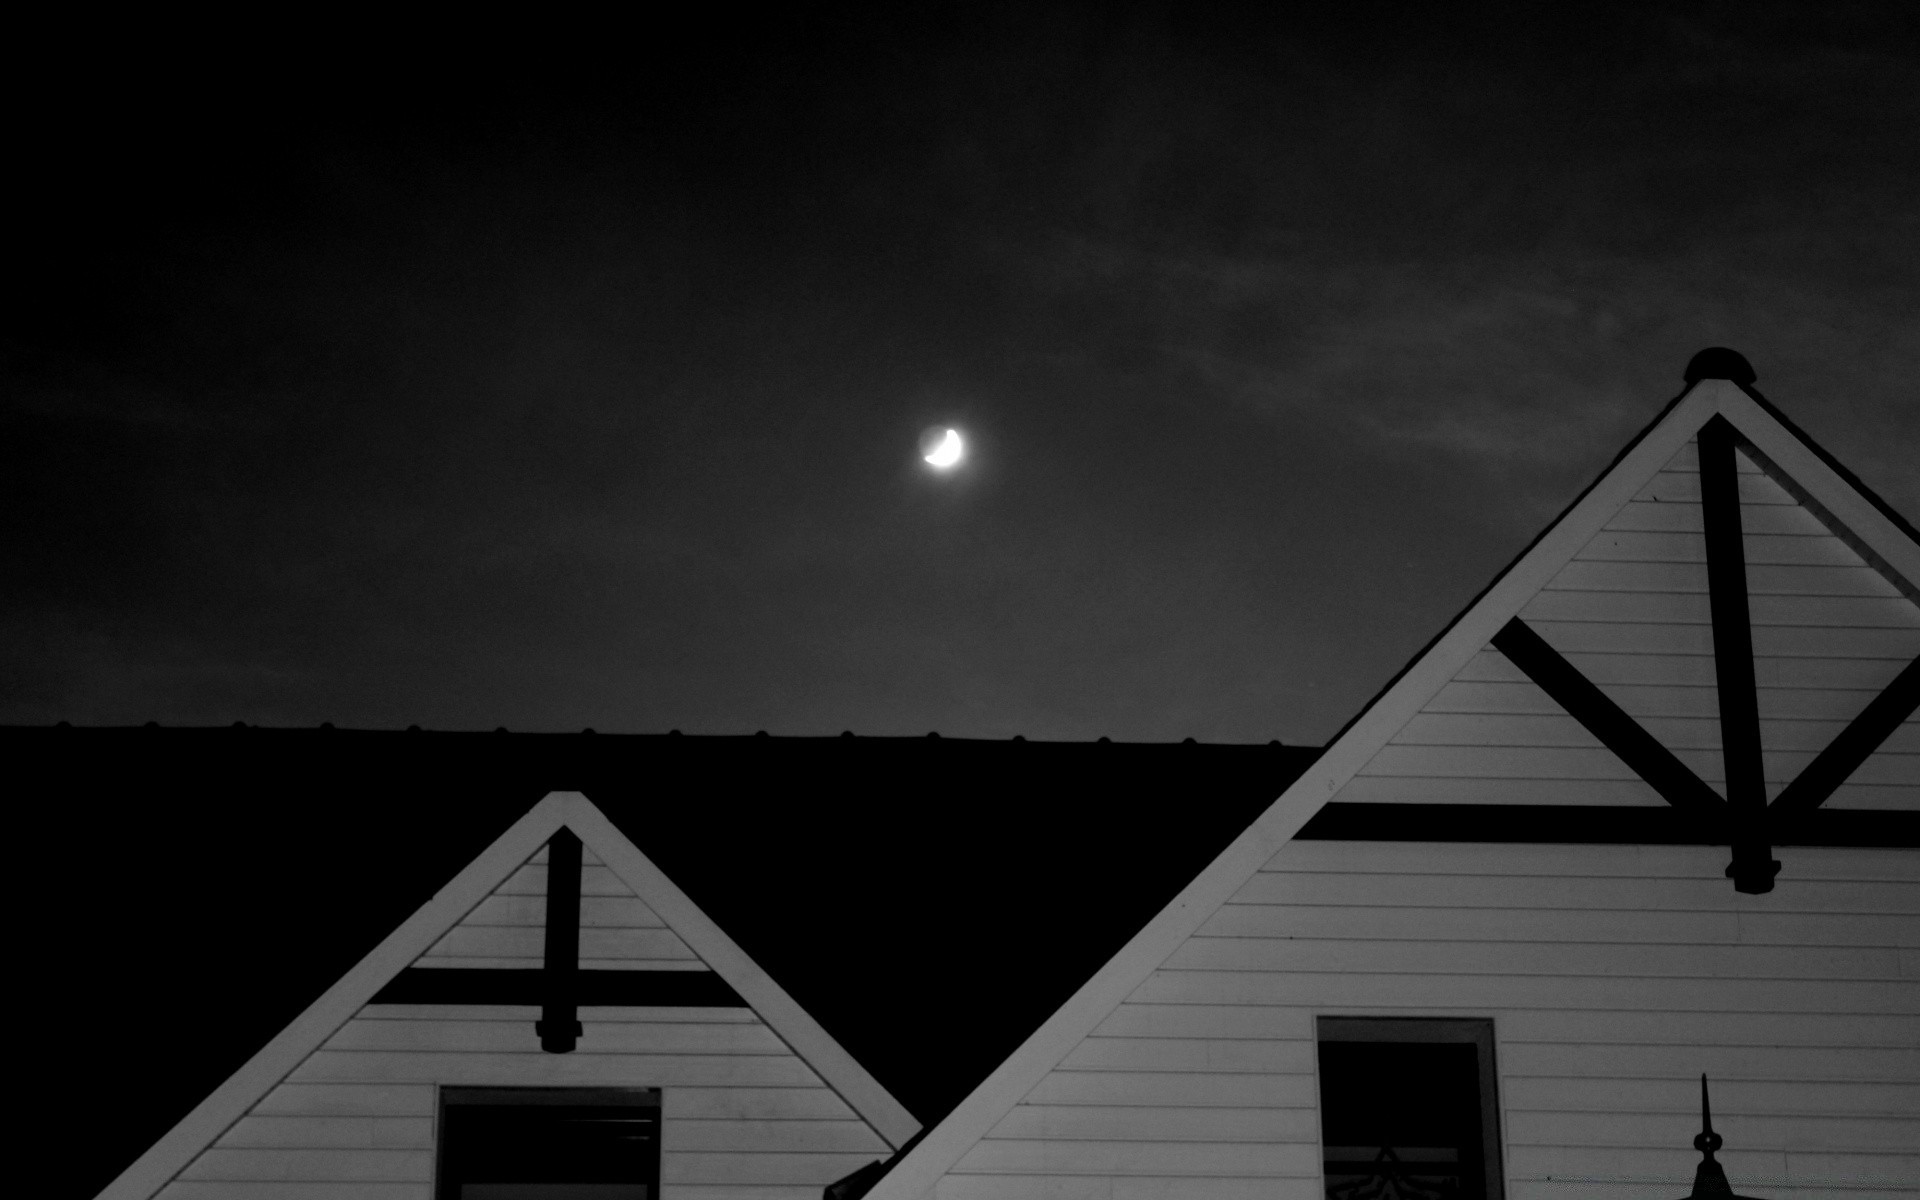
[923,428,964,468]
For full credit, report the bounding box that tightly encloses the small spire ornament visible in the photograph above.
[1679,1075,1759,1200]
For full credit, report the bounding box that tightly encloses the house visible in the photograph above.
[837,350,1919,1200]
[19,348,1916,1200]
[17,725,1315,1200]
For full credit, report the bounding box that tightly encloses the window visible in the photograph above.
[437,1087,662,1200]
[1316,1018,1504,1200]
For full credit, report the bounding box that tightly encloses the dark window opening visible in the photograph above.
[437,1087,662,1200]
[1316,1017,1504,1200]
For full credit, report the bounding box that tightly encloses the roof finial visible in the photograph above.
[1684,347,1756,386]
[1680,1075,1754,1200]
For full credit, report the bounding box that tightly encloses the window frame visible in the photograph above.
[435,1085,663,1200]
[1314,1016,1506,1200]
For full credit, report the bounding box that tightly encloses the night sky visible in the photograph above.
[7,5,1917,743]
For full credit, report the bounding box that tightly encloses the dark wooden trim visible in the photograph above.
[1771,656,1920,816]
[536,829,584,1052]
[1294,803,1920,848]
[372,967,748,1005]
[1698,417,1778,892]
[1491,618,1725,816]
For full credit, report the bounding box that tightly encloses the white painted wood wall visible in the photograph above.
[940,840,1919,1200]
[155,845,892,1200]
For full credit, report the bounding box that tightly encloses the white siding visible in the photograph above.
[936,841,1920,1200]
[1344,440,1920,811]
[156,842,892,1200]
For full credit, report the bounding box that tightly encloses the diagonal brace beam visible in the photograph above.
[1492,618,1726,817]
[1771,656,1920,816]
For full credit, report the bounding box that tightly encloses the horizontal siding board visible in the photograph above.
[1783,1150,1920,1182]
[1573,531,1863,567]
[1521,590,1919,628]
[323,1017,783,1054]
[1499,1009,1920,1047]
[1329,775,1668,805]
[1360,742,1915,785]
[453,894,670,928]
[1824,781,1920,810]
[1389,714,1912,758]
[494,862,636,896]
[1506,1109,1918,1152]
[670,1119,889,1154]
[952,1139,1321,1178]
[1510,1186,1915,1200]
[1359,744,1644,779]
[419,925,700,962]
[1204,904,1745,943]
[1163,936,1901,979]
[668,1088,866,1121]
[1207,903,1920,946]
[289,1050,824,1086]
[1059,1037,1315,1074]
[1093,1004,1312,1041]
[663,1153,883,1186]
[1507,1146,1920,1186]
[1605,500,1812,534]
[179,1148,431,1182]
[1735,911,1920,946]
[1500,1042,1920,1083]
[1501,1076,1919,1117]
[1544,560,1901,597]
[1019,1072,1320,1110]
[1390,713,1907,752]
[1225,872,1920,913]
[214,1116,433,1149]
[1506,1145,1791,1182]
[1393,712,1607,748]
[1126,970,1920,1012]
[159,1185,428,1200]
[988,1106,1318,1143]
[251,1084,435,1117]
[1524,621,1920,659]
[1269,841,1920,880]
[935,1175,1325,1200]
[1455,646,1842,686]
[1633,468,1784,504]
[669,1190,845,1200]
[1426,679,1901,722]
[360,1004,752,1023]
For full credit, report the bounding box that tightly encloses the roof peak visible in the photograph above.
[1684,346,1757,385]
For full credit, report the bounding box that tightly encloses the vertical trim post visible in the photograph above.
[1698,417,1778,893]
[536,828,584,1052]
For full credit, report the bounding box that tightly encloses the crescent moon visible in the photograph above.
[924,428,963,467]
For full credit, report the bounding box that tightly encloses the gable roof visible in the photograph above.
[98,789,922,1200]
[15,727,1318,1200]
[857,367,1920,1200]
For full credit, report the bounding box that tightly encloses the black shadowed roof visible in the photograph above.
[12,724,1318,1200]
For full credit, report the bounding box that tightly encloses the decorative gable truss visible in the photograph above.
[1486,407,1917,890]
[104,791,920,1200]
[858,370,1919,1200]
